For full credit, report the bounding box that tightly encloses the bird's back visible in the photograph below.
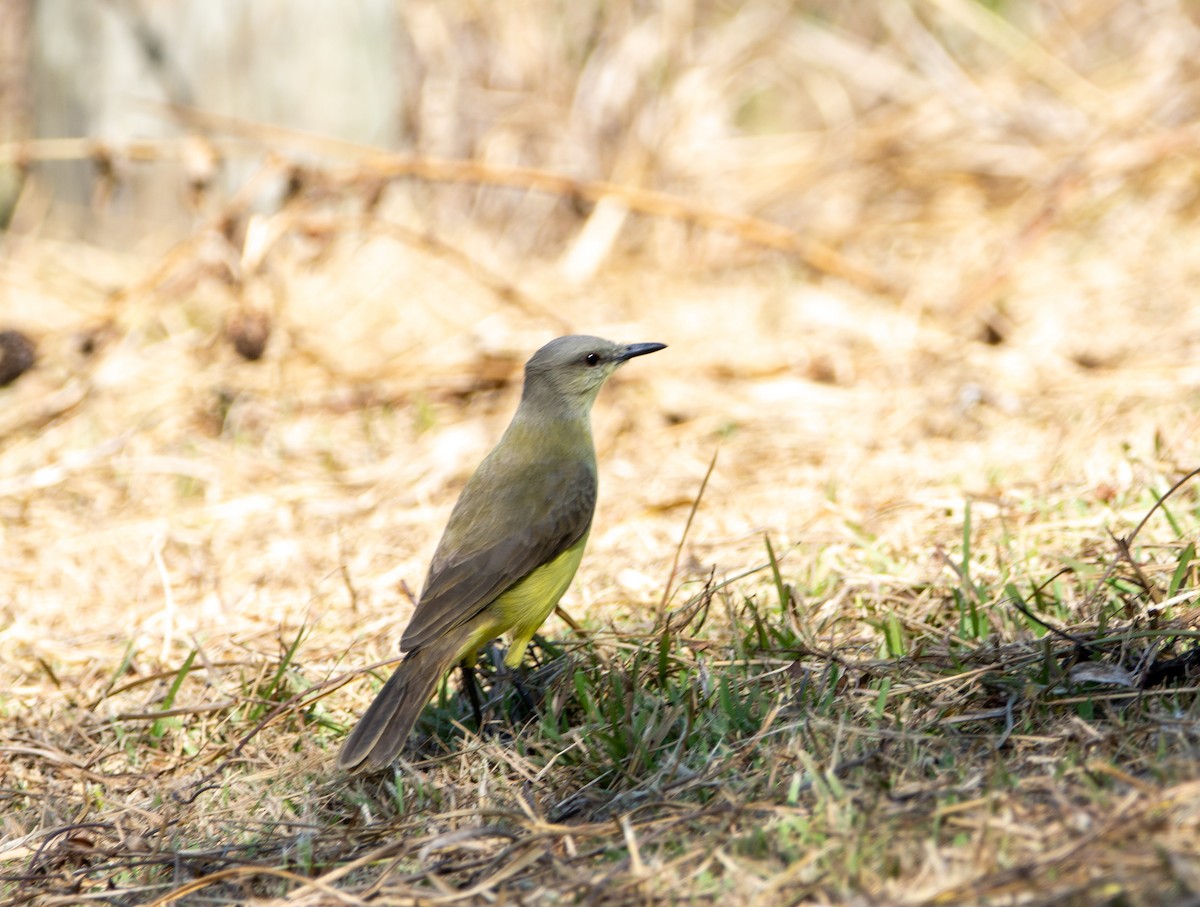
[399,418,597,653]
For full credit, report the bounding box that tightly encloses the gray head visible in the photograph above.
[520,335,666,417]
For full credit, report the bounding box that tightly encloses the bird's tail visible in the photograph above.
[337,632,466,773]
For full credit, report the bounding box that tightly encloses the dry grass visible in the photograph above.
[4,1,1200,904]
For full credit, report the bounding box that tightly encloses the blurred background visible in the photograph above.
[10,0,1199,271]
[3,0,1198,381]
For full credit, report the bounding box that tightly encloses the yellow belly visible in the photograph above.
[459,534,588,667]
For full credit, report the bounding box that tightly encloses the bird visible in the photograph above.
[338,334,666,772]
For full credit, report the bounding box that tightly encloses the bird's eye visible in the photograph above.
[584,352,601,366]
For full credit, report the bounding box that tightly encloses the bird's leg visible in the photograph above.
[529,632,568,664]
[506,662,537,721]
[485,644,538,723]
[460,659,484,730]
[526,634,548,667]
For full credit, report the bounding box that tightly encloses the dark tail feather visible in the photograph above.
[337,636,463,773]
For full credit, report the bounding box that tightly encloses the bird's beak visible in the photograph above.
[615,342,667,362]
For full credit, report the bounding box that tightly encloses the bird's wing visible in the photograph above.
[399,453,597,653]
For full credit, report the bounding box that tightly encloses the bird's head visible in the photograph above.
[522,335,666,417]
